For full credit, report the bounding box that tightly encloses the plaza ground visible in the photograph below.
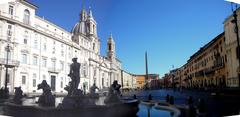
[123,88,240,117]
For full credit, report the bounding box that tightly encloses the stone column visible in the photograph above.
[99,69,101,89]
[10,68,14,93]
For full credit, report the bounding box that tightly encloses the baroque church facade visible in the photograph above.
[0,0,122,94]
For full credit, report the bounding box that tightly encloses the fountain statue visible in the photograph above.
[13,86,24,104]
[3,58,139,117]
[67,58,80,95]
[104,80,122,104]
[37,80,55,107]
[58,58,94,109]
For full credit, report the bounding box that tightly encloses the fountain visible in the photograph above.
[37,80,55,107]
[3,58,139,117]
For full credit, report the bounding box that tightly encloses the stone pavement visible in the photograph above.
[122,88,240,117]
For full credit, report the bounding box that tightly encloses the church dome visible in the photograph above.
[71,9,88,35]
[71,21,86,35]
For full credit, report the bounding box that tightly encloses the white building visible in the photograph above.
[0,0,122,94]
[122,70,137,89]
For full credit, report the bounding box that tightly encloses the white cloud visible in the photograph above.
[225,0,240,4]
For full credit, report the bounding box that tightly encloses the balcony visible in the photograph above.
[194,70,204,77]
[0,58,20,68]
[212,62,225,71]
[204,68,215,76]
[48,67,60,73]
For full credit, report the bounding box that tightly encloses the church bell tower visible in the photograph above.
[107,33,116,61]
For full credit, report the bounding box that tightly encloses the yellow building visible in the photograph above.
[224,8,240,87]
[133,75,146,89]
[182,33,227,88]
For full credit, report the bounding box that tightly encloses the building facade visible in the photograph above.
[121,70,137,89]
[162,73,172,88]
[134,75,146,89]
[186,33,226,88]
[162,33,227,88]
[148,74,160,89]
[0,0,122,94]
[224,8,240,87]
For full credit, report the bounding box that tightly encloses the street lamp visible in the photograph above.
[4,42,11,99]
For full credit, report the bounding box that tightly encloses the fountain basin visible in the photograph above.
[3,99,139,117]
[139,100,181,117]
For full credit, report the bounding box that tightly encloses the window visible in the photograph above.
[43,43,47,51]
[4,49,11,60]
[34,39,38,49]
[33,56,38,66]
[24,31,28,44]
[94,69,96,77]
[93,25,95,33]
[33,79,36,87]
[102,73,104,86]
[93,43,95,51]
[7,73,10,83]
[52,47,55,54]
[9,5,13,16]
[24,38,27,44]
[68,47,71,58]
[42,58,47,67]
[60,62,64,70]
[82,63,88,77]
[108,44,111,51]
[60,77,63,88]
[33,73,37,87]
[21,54,27,64]
[7,25,12,37]
[23,9,30,24]
[51,60,56,70]
[22,76,26,85]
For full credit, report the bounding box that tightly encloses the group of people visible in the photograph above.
[0,87,9,99]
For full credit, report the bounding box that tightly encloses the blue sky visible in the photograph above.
[29,0,233,77]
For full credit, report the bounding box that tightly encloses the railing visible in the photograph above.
[48,67,60,73]
[212,62,225,70]
[194,70,204,77]
[0,58,20,67]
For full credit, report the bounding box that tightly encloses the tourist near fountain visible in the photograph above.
[89,83,99,98]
